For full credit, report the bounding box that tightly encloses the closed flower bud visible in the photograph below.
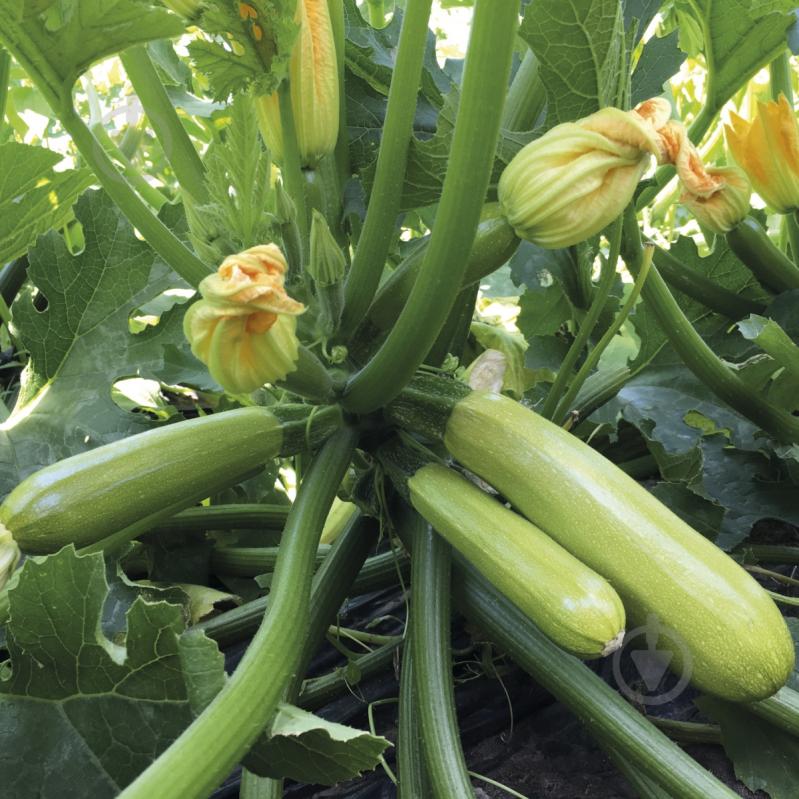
[308,210,346,286]
[725,95,799,213]
[681,165,751,235]
[498,105,662,249]
[255,0,339,166]
[184,244,305,393]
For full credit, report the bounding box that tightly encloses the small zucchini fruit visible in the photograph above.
[0,404,341,582]
[387,377,795,702]
[380,444,626,658]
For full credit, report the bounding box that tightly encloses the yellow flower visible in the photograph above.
[725,95,799,213]
[498,104,663,249]
[184,245,305,393]
[681,165,751,235]
[255,0,339,166]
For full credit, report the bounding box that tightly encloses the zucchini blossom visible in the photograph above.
[725,95,799,214]
[184,245,306,394]
[498,99,673,248]
[680,165,751,234]
[256,0,339,166]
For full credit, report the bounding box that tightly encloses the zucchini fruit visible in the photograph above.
[0,404,341,571]
[387,377,795,702]
[380,444,625,658]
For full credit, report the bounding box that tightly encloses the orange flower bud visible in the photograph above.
[498,106,662,248]
[184,244,305,393]
[255,0,339,166]
[681,165,751,235]
[725,95,799,213]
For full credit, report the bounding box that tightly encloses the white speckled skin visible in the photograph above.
[445,392,794,702]
[0,408,283,554]
[409,463,625,658]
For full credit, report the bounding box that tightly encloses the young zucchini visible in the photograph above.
[380,444,626,658]
[0,404,342,579]
[387,377,795,702]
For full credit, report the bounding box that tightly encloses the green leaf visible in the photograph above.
[683,0,794,113]
[188,0,298,101]
[186,94,277,263]
[0,546,225,797]
[520,0,625,126]
[0,141,90,264]
[0,0,186,107]
[244,702,390,786]
[631,29,685,104]
[0,190,207,499]
[697,695,799,799]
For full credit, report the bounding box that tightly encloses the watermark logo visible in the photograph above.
[612,614,693,706]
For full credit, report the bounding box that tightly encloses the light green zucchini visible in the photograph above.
[0,405,341,572]
[407,462,626,658]
[439,389,794,702]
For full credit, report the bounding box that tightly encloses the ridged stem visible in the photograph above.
[410,516,475,798]
[59,107,209,287]
[652,246,766,319]
[278,84,309,249]
[397,637,432,798]
[327,0,350,188]
[119,46,207,202]
[541,217,623,420]
[343,0,518,412]
[154,504,290,535]
[726,218,799,293]
[118,427,357,799]
[750,686,799,737]
[502,48,545,131]
[0,47,11,127]
[339,0,434,337]
[622,207,799,443]
[553,244,652,425]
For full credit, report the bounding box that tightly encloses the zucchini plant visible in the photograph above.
[0,1,799,799]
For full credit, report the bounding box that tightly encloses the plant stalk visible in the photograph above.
[119,46,208,202]
[410,516,475,798]
[726,218,799,293]
[339,0,434,338]
[622,208,799,443]
[343,0,519,412]
[118,427,357,799]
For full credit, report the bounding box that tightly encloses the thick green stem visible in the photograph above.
[739,544,799,565]
[786,213,799,265]
[343,0,518,413]
[366,0,388,29]
[622,208,799,443]
[770,51,793,103]
[277,345,334,400]
[59,108,209,287]
[397,637,432,798]
[153,503,290,535]
[452,556,737,798]
[278,84,310,249]
[652,246,766,320]
[327,0,350,188]
[541,218,622,420]
[119,46,207,202]
[0,258,29,306]
[751,686,799,737]
[394,512,736,798]
[118,427,357,799]
[0,47,10,127]
[339,0,434,338]
[212,545,330,576]
[726,218,799,293]
[553,244,652,425]
[410,517,475,798]
[199,544,403,647]
[502,48,545,131]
